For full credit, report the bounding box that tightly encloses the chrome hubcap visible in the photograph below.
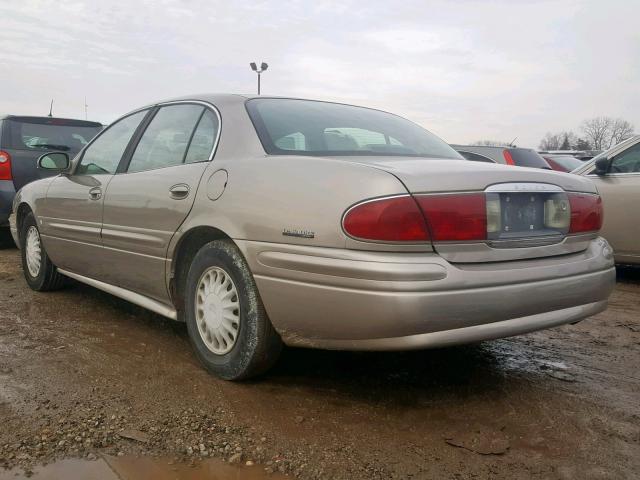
[195,267,240,355]
[25,226,42,278]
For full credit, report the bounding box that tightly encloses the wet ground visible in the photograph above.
[0,246,639,479]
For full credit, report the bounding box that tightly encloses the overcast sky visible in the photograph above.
[1,0,638,148]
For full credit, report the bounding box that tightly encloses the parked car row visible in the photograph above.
[8,95,616,380]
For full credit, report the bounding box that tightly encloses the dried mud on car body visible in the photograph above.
[0,248,638,479]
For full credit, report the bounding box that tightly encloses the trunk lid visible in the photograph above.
[350,157,599,263]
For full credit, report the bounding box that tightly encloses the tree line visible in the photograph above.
[539,116,634,151]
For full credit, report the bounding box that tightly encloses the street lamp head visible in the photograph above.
[260,62,268,71]
[250,62,257,71]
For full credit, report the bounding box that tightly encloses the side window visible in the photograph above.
[611,143,640,173]
[127,104,204,173]
[184,110,219,164]
[77,110,147,175]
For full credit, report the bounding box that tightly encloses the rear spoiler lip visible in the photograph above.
[2,115,102,127]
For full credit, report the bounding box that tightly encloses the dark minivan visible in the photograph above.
[453,144,552,169]
[0,115,102,241]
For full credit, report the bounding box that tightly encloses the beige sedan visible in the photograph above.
[10,95,615,380]
[573,135,640,265]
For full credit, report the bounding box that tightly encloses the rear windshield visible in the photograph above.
[508,148,551,169]
[546,155,583,171]
[246,98,462,159]
[4,118,102,154]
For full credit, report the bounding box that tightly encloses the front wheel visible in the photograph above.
[184,240,282,380]
[20,213,65,291]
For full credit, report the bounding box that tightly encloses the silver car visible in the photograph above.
[573,135,640,264]
[10,95,615,380]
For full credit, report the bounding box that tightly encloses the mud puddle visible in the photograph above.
[0,455,285,480]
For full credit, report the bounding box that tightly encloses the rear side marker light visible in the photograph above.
[343,195,430,242]
[0,151,11,180]
[568,193,603,233]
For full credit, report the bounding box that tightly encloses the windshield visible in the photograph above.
[6,118,102,153]
[246,98,462,159]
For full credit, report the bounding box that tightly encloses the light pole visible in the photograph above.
[250,62,268,95]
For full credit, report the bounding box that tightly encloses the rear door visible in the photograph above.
[3,117,102,190]
[588,140,640,262]
[39,110,149,277]
[99,103,220,302]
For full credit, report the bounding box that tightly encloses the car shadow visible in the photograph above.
[617,264,640,284]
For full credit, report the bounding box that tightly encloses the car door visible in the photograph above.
[99,103,220,302]
[589,140,640,263]
[39,110,150,277]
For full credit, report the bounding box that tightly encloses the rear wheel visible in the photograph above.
[184,240,282,380]
[20,213,65,291]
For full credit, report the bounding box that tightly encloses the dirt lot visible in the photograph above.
[0,246,639,479]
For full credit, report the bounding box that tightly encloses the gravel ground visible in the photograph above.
[0,246,638,479]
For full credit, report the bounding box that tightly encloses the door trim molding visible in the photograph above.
[57,268,178,320]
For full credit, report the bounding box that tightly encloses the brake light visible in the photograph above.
[568,193,602,233]
[415,193,487,241]
[343,196,430,242]
[503,150,515,166]
[0,151,11,180]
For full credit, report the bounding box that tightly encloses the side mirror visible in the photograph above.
[594,156,611,176]
[37,152,70,171]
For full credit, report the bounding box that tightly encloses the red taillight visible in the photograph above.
[502,150,515,166]
[415,193,487,241]
[343,196,430,242]
[0,151,11,180]
[568,193,602,233]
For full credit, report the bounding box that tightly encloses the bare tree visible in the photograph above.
[608,118,634,148]
[580,117,635,150]
[580,117,613,150]
[474,139,512,147]
[539,131,578,150]
[539,132,563,150]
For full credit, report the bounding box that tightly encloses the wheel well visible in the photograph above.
[170,226,231,318]
[15,203,33,240]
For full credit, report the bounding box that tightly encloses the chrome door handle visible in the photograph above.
[89,187,102,200]
[169,184,190,199]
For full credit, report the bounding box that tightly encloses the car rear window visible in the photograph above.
[246,98,462,160]
[4,117,102,154]
[508,148,551,169]
[546,155,583,171]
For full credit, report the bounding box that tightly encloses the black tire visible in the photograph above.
[20,213,66,291]
[184,240,282,380]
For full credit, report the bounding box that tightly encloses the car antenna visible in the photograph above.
[509,136,517,147]
[48,99,53,117]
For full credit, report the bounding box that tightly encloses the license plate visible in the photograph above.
[486,192,570,239]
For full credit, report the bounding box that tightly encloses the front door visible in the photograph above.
[99,104,219,302]
[589,140,640,263]
[39,110,149,277]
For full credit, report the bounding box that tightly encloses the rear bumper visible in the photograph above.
[237,237,616,350]
[0,180,16,227]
